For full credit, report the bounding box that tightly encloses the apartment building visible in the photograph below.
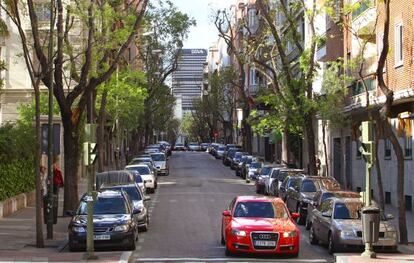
[317,0,414,210]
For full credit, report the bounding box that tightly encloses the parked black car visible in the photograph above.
[68,190,139,251]
[284,176,341,224]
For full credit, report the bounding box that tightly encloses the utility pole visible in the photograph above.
[46,0,55,240]
[84,93,97,260]
[359,120,379,259]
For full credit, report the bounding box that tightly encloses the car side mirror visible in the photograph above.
[291,212,300,220]
[144,196,151,201]
[222,210,231,217]
[64,210,75,217]
[386,214,394,220]
[289,186,296,192]
[133,208,142,214]
[322,211,332,218]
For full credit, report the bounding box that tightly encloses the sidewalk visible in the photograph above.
[0,176,131,262]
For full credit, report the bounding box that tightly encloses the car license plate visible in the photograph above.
[254,240,276,247]
[93,235,110,240]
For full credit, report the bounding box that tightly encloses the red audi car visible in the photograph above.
[221,196,300,257]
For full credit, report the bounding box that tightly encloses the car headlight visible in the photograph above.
[114,225,129,232]
[283,231,297,238]
[72,226,86,233]
[386,231,397,239]
[340,230,355,238]
[231,229,247,237]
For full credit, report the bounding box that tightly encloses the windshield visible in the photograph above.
[260,167,272,175]
[151,154,166,161]
[320,179,341,190]
[134,174,143,183]
[233,202,288,218]
[250,162,262,169]
[246,158,253,164]
[334,202,363,219]
[301,180,318,192]
[218,146,225,151]
[126,166,150,175]
[77,197,128,215]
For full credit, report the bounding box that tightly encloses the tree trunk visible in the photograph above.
[62,121,81,212]
[374,135,385,211]
[384,121,407,244]
[322,120,329,177]
[97,90,108,173]
[242,106,252,153]
[305,113,317,175]
[34,87,44,247]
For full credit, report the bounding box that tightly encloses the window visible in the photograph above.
[248,8,258,31]
[385,192,391,204]
[352,78,375,96]
[34,3,51,22]
[395,23,403,67]
[249,68,258,85]
[352,0,373,19]
[356,141,362,159]
[404,136,412,159]
[405,195,412,211]
[384,139,391,160]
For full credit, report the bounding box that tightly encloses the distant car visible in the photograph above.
[246,161,262,183]
[222,145,242,165]
[263,166,288,196]
[235,154,252,177]
[255,165,277,194]
[240,156,254,179]
[95,170,135,190]
[150,152,169,176]
[230,152,247,170]
[215,145,226,159]
[278,172,305,202]
[188,142,201,151]
[174,143,186,151]
[68,190,139,251]
[101,183,150,231]
[309,198,397,254]
[200,143,210,151]
[285,176,341,224]
[306,190,361,230]
[221,196,300,257]
[125,164,157,193]
[158,141,172,156]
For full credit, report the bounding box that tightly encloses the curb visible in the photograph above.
[0,191,36,218]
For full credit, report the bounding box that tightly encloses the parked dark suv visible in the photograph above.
[68,190,140,251]
[284,176,341,224]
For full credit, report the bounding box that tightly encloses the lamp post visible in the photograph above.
[236,108,243,145]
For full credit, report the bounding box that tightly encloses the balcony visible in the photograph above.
[352,0,376,42]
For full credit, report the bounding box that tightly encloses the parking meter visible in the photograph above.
[361,206,380,243]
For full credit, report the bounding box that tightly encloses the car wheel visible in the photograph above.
[127,236,136,250]
[309,225,318,245]
[225,244,233,257]
[155,181,158,189]
[221,233,225,246]
[296,205,306,225]
[328,232,337,254]
[68,241,79,252]
[289,252,299,258]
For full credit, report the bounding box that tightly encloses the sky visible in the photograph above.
[173,0,235,50]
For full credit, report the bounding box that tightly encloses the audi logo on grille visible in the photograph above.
[258,234,272,239]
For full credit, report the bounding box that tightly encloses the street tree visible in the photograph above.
[245,0,321,173]
[1,0,150,211]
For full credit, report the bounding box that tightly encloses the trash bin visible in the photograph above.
[43,194,58,224]
[361,206,380,243]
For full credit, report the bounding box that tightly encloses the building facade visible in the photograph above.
[172,48,207,118]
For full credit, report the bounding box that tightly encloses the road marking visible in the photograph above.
[169,199,178,203]
[119,251,132,263]
[138,237,145,243]
[134,258,329,262]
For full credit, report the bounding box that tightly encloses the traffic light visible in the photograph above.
[358,121,375,167]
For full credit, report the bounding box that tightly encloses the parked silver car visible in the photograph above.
[309,197,398,254]
[150,152,169,176]
[188,142,201,151]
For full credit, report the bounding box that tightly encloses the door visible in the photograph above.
[333,138,342,185]
[345,136,352,189]
[318,199,333,243]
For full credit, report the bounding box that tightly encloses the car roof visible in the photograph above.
[82,189,124,200]
[126,164,150,168]
[236,195,285,204]
[101,183,136,188]
[328,197,363,204]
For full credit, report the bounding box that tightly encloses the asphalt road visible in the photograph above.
[130,151,334,263]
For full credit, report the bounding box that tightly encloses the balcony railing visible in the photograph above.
[316,44,326,61]
[352,0,374,20]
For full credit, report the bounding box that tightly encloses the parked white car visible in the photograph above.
[125,164,157,193]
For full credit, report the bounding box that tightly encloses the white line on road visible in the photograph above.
[134,258,329,262]
[119,251,132,263]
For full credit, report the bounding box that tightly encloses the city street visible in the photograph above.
[130,151,333,262]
